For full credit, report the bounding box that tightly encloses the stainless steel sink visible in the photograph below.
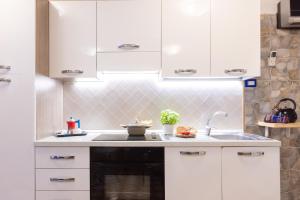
[210,134,268,141]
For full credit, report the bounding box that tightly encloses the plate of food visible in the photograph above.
[176,126,197,138]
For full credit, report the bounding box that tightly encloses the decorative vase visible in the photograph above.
[163,124,174,136]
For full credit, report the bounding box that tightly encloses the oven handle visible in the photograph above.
[90,162,164,172]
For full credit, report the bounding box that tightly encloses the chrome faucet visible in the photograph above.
[205,111,228,136]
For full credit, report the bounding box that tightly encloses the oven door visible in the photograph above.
[91,162,164,200]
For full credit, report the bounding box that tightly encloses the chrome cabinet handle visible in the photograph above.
[180,151,206,156]
[0,78,11,83]
[174,69,197,75]
[224,68,247,75]
[0,65,11,70]
[118,44,140,50]
[50,178,75,182]
[61,70,84,74]
[237,152,264,157]
[50,155,75,160]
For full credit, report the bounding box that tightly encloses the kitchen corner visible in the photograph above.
[3,0,299,200]
[33,0,282,199]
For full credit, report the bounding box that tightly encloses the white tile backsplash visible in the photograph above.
[36,74,64,139]
[63,78,243,130]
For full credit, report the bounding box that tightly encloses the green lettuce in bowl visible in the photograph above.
[160,109,180,125]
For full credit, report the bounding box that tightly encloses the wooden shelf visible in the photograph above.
[258,121,300,129]
[258,121,300,137]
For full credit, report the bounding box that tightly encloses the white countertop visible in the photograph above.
[35,130,281,147]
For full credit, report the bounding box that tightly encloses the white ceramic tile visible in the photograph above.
[36,75,64,139]
[63,79,243,130]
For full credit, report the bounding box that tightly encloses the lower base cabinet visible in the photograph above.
[36,191,90,200]
[36,169,90,191]
[35,146,280,200]
[35,147,90,200]
[165,147,222,200]
[222,147,280,200]
[165,147,280,200]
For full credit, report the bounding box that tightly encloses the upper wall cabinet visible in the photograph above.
[48,0,260,79]
[162,0,211,78]
[49,1,97,79]
[211,0,260,78]
[97,0,161,72]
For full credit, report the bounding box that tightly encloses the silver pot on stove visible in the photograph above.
[121,121,152,136]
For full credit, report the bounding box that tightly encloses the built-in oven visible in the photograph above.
[90,147,164,200]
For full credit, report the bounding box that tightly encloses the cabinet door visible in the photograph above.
[0,2,35,200]
[162,0,211,78]
[97,0,161,72]
[0,1,34,75]
[36,169,90,191]
[36,191,90,200]
[36,147,90,169]
[222,147,280,200]
[165,147,221,200]
[49,1,97,78]
[98,0,161,52]
[0,75,35,200]
[97,52,161,72]
[211,0,260,77]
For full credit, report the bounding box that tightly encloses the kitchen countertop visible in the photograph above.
[35,130,281,147]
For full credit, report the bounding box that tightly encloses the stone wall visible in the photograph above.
[245,15,300,200]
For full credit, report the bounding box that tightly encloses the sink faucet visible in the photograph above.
[205,111,228,136]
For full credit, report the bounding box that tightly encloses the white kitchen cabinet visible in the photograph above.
[36,169,90,191]
[165,147,222,200]
[0,0,35,199]
[162,0,211,78]
[211,0,260,77]
[97,0,161,72]
[97,52,161,72]
[36,191,90,200]
[0,74,35,200]
[49,1,97,78]
[36,147,90,169]
[222,147,280,200]
[0,1,34,75]
[35,147,90,200]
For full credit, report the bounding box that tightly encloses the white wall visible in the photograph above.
[261,0,280,14]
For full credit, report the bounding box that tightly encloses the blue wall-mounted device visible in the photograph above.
[244,79,257,88]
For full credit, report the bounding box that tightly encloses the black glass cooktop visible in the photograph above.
[93,133,162,141]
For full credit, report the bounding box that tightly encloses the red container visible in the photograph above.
[67,120,76,130]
